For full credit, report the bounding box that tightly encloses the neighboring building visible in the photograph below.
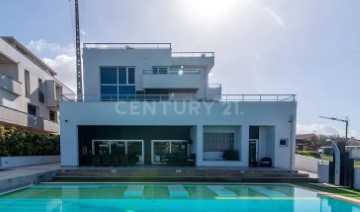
[0,37,74,134]
[296,134,313,151]
[60,43,297,169]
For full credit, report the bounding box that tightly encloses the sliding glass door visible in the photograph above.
[92,140,144,164]
[151,140,188,164]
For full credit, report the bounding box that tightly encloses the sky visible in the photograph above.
[1,0,359,138]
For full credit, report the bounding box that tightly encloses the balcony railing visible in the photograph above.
[171,52,215,58]
[143,70,201,75]
[0,72,22,95]
[83,43,171,49]
[61,94,296,102]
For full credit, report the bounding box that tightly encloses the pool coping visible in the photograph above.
[4,182,360,206]
[289,183,360,206]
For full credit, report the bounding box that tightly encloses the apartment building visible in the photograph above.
[0,37,74,134]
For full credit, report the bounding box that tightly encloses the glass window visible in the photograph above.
[101,86,117,100]
[118,67,127,84]
[128,68,135,84]
[118,86,135,100]
[28,104,37,116]
[49,111,57,122]
[100,67,117,84]
[159,67,167,74]
[38,78,44,103]
[203,133,235,152]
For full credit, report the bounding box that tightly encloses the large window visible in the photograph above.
[203,133,235,152]
[100,67,135,100]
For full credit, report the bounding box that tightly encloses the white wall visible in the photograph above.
[0,155,60,168]
[83,48,172,95]
[354,168,360,189]
[60,101,296,168]
[82,48,216,100]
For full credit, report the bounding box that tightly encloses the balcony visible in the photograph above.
[171,52,214,67]
[0,72,22,95]
[0,105,59,133]
[45,80,63,110]
[143,70,202,89]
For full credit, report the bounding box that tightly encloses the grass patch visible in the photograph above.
[294,182,360,200]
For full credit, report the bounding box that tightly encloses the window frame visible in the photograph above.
[100,66,136,101]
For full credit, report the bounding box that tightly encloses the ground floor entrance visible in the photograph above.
[78,126,192,166]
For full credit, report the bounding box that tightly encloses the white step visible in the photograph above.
[249,186,287,198]
[207,185,237,197]
[123,185,144,197]
[168,185,189,198]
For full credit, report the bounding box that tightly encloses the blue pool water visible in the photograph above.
[0,184,359,212]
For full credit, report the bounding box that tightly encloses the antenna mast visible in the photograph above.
[75,0,83,101]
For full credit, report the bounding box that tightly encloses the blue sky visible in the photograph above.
[1,0,359,138]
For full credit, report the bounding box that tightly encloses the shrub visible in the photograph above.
[0,126,60,156]
[296,150,321,159]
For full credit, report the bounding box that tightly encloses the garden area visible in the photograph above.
[0,126,60,156]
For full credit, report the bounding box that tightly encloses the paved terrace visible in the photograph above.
[0,163,60,193]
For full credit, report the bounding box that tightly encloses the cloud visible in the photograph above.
[26,39,77,92]
[297,124,360,139]
[27,39,75,55]
[43,55,76,92]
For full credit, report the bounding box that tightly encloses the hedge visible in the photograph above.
[0,126,60,156]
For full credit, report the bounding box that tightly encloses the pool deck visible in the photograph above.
[0,163,60,193]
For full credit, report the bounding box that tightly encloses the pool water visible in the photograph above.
[0,184,359,212]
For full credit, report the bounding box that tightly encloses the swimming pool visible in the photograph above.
[0,184,359,211]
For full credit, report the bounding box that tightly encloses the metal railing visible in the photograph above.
[83,43,172,49]
[61,94,296,102]
[143,70,201,75]
[171,52,215,58]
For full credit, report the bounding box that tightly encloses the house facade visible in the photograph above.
[0,37,74,134]
[60,43,297,169]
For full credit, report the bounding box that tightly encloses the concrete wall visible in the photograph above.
[295,154,320,173]
[60,101,296,169]
[82,48,215,100]
[354,168,360,189]
[318,163,329,183]
[0,155,60,168]
[83,48,172,95]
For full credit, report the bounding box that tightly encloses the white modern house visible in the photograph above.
[60,43,297,169]
[0,37,74,134]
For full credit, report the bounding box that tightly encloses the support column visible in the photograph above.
[195,125,203,166]
[241,125,249,167]
[60,123,79,167]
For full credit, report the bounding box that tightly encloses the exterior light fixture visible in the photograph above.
[178,69,184,76]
